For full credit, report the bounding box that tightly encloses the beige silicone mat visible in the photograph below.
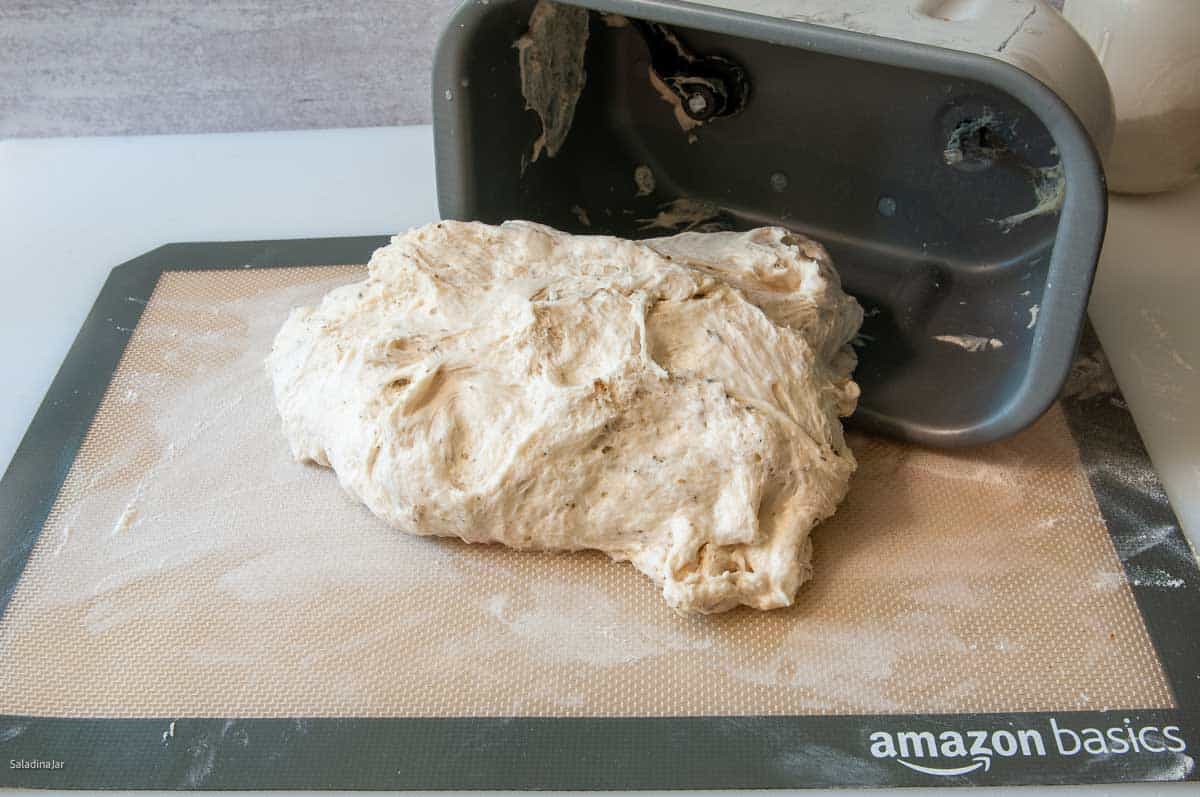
[0,266,1174,719]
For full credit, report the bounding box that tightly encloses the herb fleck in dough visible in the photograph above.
[268,221,862,613]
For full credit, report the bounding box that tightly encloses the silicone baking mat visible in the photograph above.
[1,237,1198,789]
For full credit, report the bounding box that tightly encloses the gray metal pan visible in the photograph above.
[432,0,1107,446]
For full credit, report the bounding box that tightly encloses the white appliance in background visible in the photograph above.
[690,0,1117,153]
[709,0,1199,196]
[1064,0,1200,194]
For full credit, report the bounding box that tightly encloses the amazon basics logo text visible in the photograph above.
[869,718,1187,777]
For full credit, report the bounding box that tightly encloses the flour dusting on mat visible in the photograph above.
[0,263,1175,719]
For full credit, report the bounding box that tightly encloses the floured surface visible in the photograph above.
[0,266,1174,718]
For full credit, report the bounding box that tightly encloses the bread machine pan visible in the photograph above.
[432,0,1110,447]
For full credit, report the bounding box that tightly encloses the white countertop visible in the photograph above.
[1089,180,1200,544]
[0,126,1197,795]
[0,125,437,479]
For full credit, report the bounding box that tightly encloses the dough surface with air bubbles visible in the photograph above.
[267,220,862,613]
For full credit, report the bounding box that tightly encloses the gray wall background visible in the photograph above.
[1,0,461,138]
[2,0,1068,139]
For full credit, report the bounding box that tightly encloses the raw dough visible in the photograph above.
[268,221,862,613]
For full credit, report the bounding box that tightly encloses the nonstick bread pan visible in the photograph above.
[432,0,1110,447]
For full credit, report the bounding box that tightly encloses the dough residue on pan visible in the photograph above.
[638,197,722,232]
[268,221,862,614]
[933,334,1004,352]
[569,204,591,227]
[994,161,1065,231]
[634,164,656,196]
[516,0,590,163]
[647,66,702,133]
